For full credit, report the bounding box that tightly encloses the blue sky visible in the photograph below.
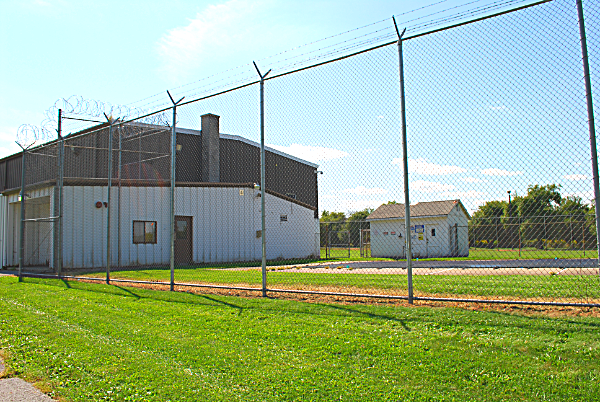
[1,0,597,214]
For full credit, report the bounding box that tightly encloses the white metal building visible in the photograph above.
[366,200,470,258]
[0,183,319,269]
[0,113,321,270]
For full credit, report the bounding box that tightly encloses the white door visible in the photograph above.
[427,225,440,257]
[411,224,427,258]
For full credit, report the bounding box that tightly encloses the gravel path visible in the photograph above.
[0,359,55,402]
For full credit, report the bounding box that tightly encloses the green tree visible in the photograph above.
[470,200,507,248]
[519,185,561,247]
[554,196,592,249]
[320,210,346,247]
[344,208,374,247]
[471,200,507,223]
[470,185,597,250]
[519,184,562,218]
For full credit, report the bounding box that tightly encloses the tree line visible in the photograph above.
[319,185,597,250]
[470,185,596,249]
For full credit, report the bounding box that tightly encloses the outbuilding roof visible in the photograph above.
[366,200,470,220]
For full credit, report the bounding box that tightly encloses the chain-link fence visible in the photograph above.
[6,0,600,306]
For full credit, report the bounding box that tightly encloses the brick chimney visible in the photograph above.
[201,113,220,182]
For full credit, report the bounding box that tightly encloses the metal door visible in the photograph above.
[174,216,193,265]
[411,224,427,258]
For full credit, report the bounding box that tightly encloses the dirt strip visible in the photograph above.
[59,278,600,318]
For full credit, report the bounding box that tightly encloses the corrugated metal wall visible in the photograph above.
[58,185,318,269]
[0,196,7,267]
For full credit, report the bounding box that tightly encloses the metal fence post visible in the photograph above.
[253,62,271,298]
[518,217,522,258]
[495,218,499,250]
[543,216,547,250]
[393,17,413,304]
[104,115,117,285]
[576,0,600,274]
[117,123,122,270]
[17,146,27,282]
[581,223,585,257]
[167,91,184,291]
[57,109,64,277]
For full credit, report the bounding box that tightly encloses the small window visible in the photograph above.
[280,215,288,222]
[285,193,297,200]
[133,221,157,244]
[175,220,188,240]
[431,228,436,237]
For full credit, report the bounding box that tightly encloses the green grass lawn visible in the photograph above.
[96,268,600,302]
[322,247,598,261]
[1,277,599,401]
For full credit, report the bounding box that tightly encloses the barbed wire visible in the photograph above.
[17,96,171,148]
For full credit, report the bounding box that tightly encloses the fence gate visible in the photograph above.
[360,229,371,258]
[23,198,56,271]
[326,230,350,259]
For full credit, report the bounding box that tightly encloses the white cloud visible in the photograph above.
[267,143,348,163]
[412,180,455,193]
[342,186,387,195]
[563,174,588,181]
[440,190,486,199]
[481,168,522,176]
[156,0,300,80]
[564,191,595,202]
[392,158,466,175]
[0,126,21,158]
[461,177,486,183]
[471,199,490,207]
[327,199,384,214]
[489,106,506,111]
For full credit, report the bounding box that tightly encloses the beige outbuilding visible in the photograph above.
[366,200,470,258]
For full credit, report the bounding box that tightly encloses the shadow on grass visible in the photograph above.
[482,308,600,329]
[115,285,141,300]
[200,294,244,315]
[319,302,412,331]
[13,276,600,333]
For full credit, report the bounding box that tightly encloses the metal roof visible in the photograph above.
[366,200,470,220]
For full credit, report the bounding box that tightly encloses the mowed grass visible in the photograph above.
[322,247,598,261]
[1,277,599,401]
[99,268,600,301]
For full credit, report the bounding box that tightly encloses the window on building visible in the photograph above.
[280,215,288,222]
[133,221,157,244]
[431,228,436,237]
[176,220,188,240]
